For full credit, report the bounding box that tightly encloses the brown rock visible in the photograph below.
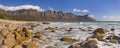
[51,29,57,32]
[4,33,16,48]
[0,45,10,48]
[0,34,4,45]
[111,28,115,32]
[81,38,99,48]
[33,34,43,39]
[93,28,108,34]
[46,46,53,48]
[14,32,26,44]
[22,27,32,39]
[27,42,38,48]
[1,29,9,36]
[68,44,81,48]
[42,21,50,24]
[22,27,30,33]
[14,45,23,48]
[106,36,119,43]
[39,41,45,45]
[60,37,77,42]
[91,28,108,41]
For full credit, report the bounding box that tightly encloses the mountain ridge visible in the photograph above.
[0,9,95,22]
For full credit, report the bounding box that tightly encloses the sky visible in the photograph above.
[0,0,120,21]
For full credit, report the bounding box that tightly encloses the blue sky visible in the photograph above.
[0,0,120,21]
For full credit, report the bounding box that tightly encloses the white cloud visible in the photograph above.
[0,4,44,11]
[82,9,89,13]
[49,6,54,11]
[73,8,81,12]
[101,16,120,21]
[89,15,95,18]
[73,8,89,13]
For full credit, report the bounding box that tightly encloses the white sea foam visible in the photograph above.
[32,22,120,48]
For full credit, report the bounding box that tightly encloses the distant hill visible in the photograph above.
[0,9,95,22]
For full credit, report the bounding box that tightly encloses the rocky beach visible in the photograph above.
[0,20,119,48]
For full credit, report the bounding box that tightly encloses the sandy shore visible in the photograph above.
[0,19,32,24]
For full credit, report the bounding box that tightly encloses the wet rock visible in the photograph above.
[88,27,93,29]
[33,34,43,39]
[27,42,38,48]
[68,43,81,48]
[93,28,108,34]
[79,28,86,31]
[106,35,119,43]
[81,38,99,48]
[46,46,53,48]
[13,45,23,48]
[39,41,45,45]
[67,28,73,32]
[110,28,115,32]
[44,27,57,32]
[91,28,108,41]
[42,21,50,24]
[88,29,93,31]
[51,29,57,32]
[60,37,77,42]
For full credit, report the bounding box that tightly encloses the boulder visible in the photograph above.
[60,37,77,42]
[4,33,16,48]
[27,42,38,48]
[93,28,108,35]
[91,28,108,41]
[22,27,32,39]
[14,32,26,44]
[106,35,119,43]
[0,29,9,36]
[81,38,100,48]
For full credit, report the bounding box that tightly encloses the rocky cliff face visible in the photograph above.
[0,9,95,21]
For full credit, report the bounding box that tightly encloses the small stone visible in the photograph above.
[51,29,56,32]
[60,37,77,42]
[42,21,50,24]
[33,34,43,39]
[68,43,81,48]
[111,28,115,32]
[39,41,45,45]
[46,46,53,48]
[27,42,38,48]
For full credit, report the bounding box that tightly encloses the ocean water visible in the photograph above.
[32,21,120,48]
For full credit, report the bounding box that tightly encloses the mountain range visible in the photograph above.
[0,9,95,22]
